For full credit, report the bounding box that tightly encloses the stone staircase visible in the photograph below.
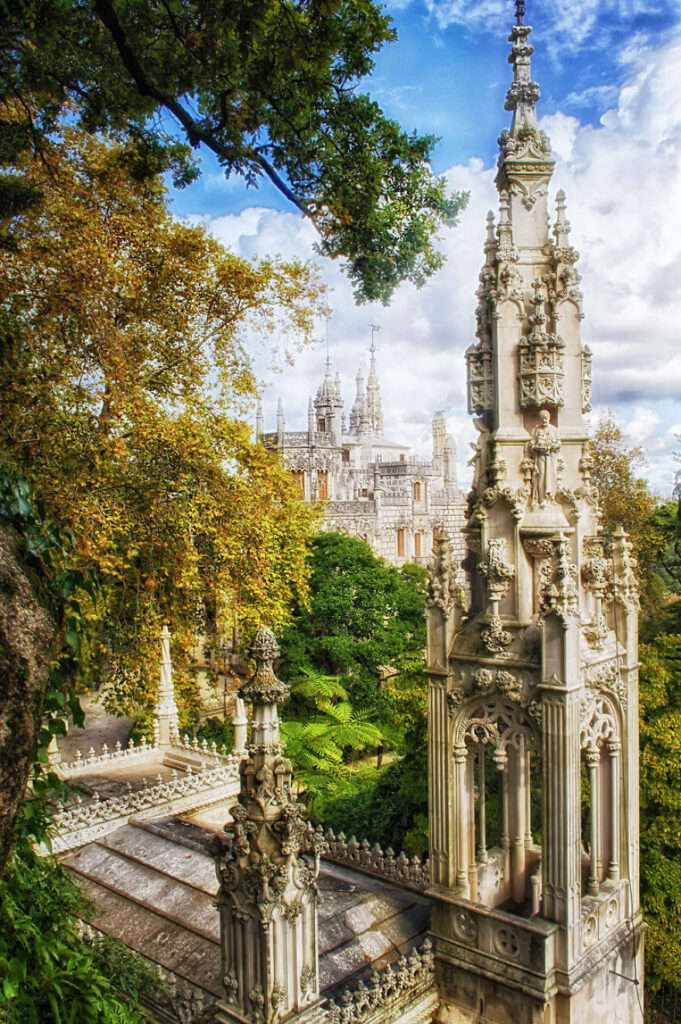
[62,819,430,1001]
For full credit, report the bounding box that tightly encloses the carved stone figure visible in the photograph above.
[529,410,561,504]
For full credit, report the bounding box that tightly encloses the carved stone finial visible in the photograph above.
[241,627,290,707]
[214,628,321,1024]
[155,623,180,749]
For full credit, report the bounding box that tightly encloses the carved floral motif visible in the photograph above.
[517,281,566,412]
[481,613,514,654]
[426,534,462,614]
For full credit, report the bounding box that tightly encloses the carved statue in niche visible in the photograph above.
[528,410,561,504]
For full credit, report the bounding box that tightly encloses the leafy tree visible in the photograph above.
[279,532,427,719]
[281,668,383,804]
[0,125,323,713]
[638,634,681,1005]
[0,125,325,868]
[589,411,663,621]
[0,0,467,303]
[278,532,429,848]
[0,837,155,1023]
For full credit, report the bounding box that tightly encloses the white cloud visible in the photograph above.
[421,0,674,56]
[202,31,681,497]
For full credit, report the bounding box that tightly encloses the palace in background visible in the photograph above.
[257,347,466,568]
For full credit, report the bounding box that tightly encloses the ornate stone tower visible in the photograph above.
[214,628,323,1024]
[314,357,343,444]
[426,6,644,1023]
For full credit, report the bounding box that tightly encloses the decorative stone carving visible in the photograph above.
[527,410,561,504]
[479,538,515,602]
[460,698,536,756]
[584,660,628,712]
[518,284,565,411]
[579,691,617,752]
[425,7,643,1017]
[327,941,434,1024]
[581,536,613,650]
[53,760,240,854]
[426,534,462,614]
[156,625,180,749]
[481,613,514,654]
[213,628,320,1024]
[447,689,465,716]
[581,345,592,413]
[319,829,430,890]
[612,525,640,610]
[466,342,495,414]
[524,533,578,623]
[453,910,477,943]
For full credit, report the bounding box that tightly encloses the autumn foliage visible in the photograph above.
[0,124,325,721]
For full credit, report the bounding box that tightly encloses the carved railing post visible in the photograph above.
[213,628,322,1024]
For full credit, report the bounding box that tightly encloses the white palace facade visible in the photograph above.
[258,347,466,567]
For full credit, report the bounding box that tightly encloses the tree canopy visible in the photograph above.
[279,531,427,717]
[1,0,467,303]
[0,125,328,868]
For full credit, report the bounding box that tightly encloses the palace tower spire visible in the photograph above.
[426,6,643,1022]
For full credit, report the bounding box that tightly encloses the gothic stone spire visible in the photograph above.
[213,628,322,1024]
[428,7,643,1023]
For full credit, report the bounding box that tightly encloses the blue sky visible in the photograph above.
[168,0,681,496]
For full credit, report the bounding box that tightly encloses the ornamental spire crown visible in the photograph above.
[504,0,539,134]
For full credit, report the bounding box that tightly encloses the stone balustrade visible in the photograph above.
[327,940,434,1024]
[59,733,236,778]
[53,760,240,853]
[317,828,430,892]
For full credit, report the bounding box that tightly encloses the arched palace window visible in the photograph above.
[452,695,541,912]
[580,693,621,894]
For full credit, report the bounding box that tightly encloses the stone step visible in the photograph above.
[74,873,221,997]
[64,840,220,943]
[99,822,219,895]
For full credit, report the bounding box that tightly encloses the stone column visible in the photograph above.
[454,745,469,895]
[214,628,322,1024]
[155,624,179,749]
[477,744,488,862]
[467,749,478,892]
[495,748,509,853]
[232,696,248,755]
[586,747,601,896]
[607,739,621,882]
[511,736,527,903]
[524,747,533,848]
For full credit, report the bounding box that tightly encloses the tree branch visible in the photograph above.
[93,0,314,221]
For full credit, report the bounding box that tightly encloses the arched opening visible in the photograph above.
[413,481,422,501]
[454,698,541,915]
[580,694,620,896]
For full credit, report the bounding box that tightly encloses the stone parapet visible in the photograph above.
[59,733,236,779]
[53,761,240,853]
[430,885,560,1001]
[318,830,429,893]
[326,941,435,1024]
